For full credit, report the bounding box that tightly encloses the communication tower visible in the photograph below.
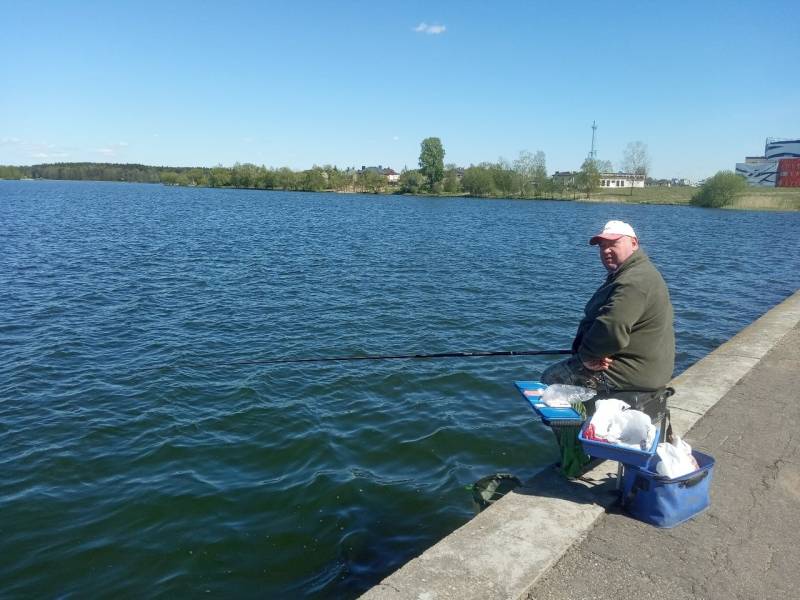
[588,121,598,161]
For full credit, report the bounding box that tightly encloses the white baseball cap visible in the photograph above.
[589,220,637,245]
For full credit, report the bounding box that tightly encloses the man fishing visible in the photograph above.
[541,220,675,477]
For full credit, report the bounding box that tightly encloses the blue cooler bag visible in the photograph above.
[621,449,714,528]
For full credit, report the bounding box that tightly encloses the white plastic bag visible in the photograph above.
[593,398,631,414]
[541,384,596,407]
[588,399,655,449]
[655,436,699,478]
[618,410,653,447]
[588,399,630,439]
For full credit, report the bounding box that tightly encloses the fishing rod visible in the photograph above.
[171,348,573,370]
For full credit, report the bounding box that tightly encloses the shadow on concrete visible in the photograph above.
[508,461,622,508]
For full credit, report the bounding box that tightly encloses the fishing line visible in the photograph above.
[151,348,572,372]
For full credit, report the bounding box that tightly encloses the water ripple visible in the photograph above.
[1,180,799,597]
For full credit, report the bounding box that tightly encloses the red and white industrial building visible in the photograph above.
[735,138,800,187]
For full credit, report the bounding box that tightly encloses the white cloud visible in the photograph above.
[0,138,73,160]
[27,141,69,160]
[414,22,446,35]
[94,142,129,158]
[30,151,68,159]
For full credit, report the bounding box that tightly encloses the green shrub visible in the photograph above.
[398,169,426,194]
[691,171,747,208]
[461,166,495,196]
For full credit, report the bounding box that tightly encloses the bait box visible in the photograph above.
[578,422,660,467]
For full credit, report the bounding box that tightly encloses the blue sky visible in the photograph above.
[2,0,798,180]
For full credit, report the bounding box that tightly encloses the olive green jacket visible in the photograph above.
[572,249,675,390]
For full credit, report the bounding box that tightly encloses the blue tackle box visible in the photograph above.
[514,381,585,426]
[578,420,660,468]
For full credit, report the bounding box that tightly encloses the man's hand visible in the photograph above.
[582,356,613,371]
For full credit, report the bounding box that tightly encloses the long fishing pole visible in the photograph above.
[172,348,572,370]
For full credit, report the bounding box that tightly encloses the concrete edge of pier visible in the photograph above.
[360,288,800,600]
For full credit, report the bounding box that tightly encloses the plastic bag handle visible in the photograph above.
[680,470,708,488]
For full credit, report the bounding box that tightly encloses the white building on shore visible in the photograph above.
[599,172,645,188]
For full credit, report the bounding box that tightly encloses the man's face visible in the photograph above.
[597,236,638,272]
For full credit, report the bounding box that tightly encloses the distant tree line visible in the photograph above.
[0,162,393,193]
[0,157,599,198]
[0,162,184,183]
[0,138,659,200]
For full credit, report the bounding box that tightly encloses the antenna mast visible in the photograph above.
[589,120,598,160]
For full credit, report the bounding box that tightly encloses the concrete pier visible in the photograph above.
[362,289,800,600]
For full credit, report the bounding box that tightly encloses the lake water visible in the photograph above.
[2,180,799,597]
